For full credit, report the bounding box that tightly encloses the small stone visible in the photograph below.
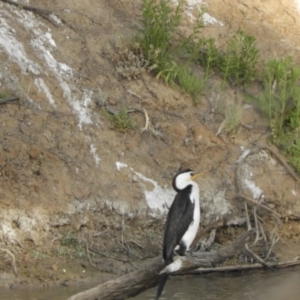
[52,264,58,271]
[28,145,40,159]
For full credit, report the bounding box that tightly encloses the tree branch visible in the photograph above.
[67,230,254,300]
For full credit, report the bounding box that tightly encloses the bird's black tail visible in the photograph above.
[155,273,169,300]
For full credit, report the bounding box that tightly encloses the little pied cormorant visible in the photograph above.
[155,169,202,300]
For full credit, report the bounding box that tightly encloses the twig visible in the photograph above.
[235,152,252,231]
[115,238,130,253]
[88,247,129,263]
[265,227,280,260]
[258,220,267,243]
[92,230,108,237]
[141,108,150,133]
[86,243,96,268]
[245,243,273,270]
[251,206,260,246]
[10,237,23,248]
[195,229,216,251]
[244,201,252,231]
[216,119,226,136]
[0,96,19,104]
[121,213,125,245]
[127,89,141,99]
[235,193,281,218]
[125,240,144,249]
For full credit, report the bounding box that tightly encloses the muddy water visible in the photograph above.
[1,267,300,300]
[135,267,300,300]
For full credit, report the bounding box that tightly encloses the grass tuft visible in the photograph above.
[103,107,135,132]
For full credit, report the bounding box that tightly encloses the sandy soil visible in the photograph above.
[0,0,300,291]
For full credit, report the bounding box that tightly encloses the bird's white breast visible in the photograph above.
[181,182,200,251]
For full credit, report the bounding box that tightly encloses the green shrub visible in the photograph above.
[137,0,205,102]
[254,56,300,173]
[198,37,219,78]
[138,0,184,69]
[218,30,259,86]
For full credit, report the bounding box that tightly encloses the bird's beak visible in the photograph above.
[191,172,204,181]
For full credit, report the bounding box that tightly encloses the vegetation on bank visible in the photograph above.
[103,0,300,174]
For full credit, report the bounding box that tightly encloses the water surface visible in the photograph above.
[1,267,300,300]
[134,267,300,300]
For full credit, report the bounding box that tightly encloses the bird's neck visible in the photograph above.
[189,182,200,205]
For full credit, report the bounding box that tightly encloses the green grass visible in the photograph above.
[176,66,204,103]
[136,0,205,102]
[224,102,242,134]
[57,231,86,259]
[32,250,48,259]
[0,89,13,99]
[103,107,135,132]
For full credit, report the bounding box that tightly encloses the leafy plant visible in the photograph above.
[198,37,219,78]
[254,56,300,173]
[136,0,205,102]
[105,37,153,80]
[218,30,259,86]
[103,107,135,131]
[138,0,184,68]
[176,65,204,103]
[259,57,300,132]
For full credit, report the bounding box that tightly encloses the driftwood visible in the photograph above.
[67,230,254,300]
[0,0,72,28]
[190,257,300,274]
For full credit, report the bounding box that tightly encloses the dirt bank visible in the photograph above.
[0,0,300,291]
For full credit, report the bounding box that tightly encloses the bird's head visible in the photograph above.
[172,169,203,192]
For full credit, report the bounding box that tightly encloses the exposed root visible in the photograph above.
[265,227,280,260]
[234,145,283,269]
[195,229,216,252]
[255,142,300,184]
[85,241,96,268]
[245,243,273,270]
[235,157,252,231]
[251,206,260,247]
[0,247,18,276]
[258,220,267,243]
[235,193,281,218]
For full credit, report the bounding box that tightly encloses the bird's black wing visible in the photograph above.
[163,186,194,262]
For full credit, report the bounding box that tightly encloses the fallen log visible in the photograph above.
[67,230,254,300]
[189,257,300,275]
